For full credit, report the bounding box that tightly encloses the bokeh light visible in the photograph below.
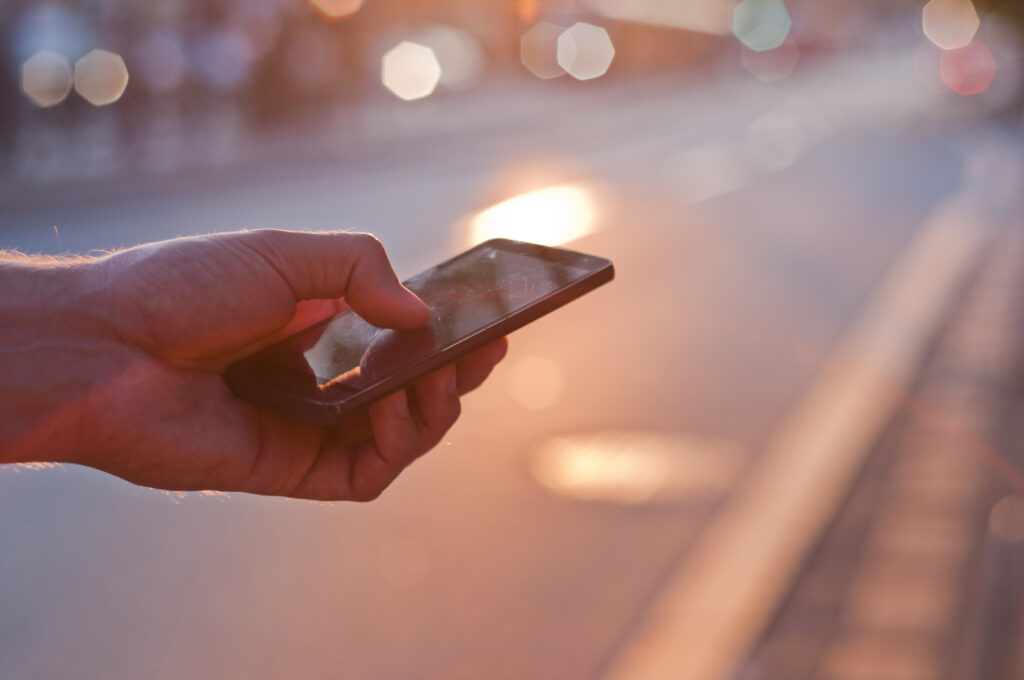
[414,25,485,91]
[470,183,595,246]
[922,0,980,51]
[989,495,1024,542]
[73,49,129,106]
[741,35,799,81]
[308,0,364,21]
[732,0,792,52]
[20,51,73,108]
[381,41,441,101]
[940,41,997,95]
[520,22,566,79]
[557,22,615,81]
[505,356,566,411]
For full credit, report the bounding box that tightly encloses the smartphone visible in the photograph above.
[225,238,614,424]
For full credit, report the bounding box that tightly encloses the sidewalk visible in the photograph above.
[742,225,1024,680]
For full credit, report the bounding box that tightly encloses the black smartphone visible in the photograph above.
[225,238,614,424]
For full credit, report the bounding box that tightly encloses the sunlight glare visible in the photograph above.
[531,431,745,505]
[470,184,595,246]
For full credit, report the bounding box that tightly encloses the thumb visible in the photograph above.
[235,229,430,330]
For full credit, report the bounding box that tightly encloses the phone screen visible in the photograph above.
[227,239,613,421]
[305,244,592,386]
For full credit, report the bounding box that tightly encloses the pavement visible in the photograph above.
[742,224,1024,680]
[1,47,1023,680]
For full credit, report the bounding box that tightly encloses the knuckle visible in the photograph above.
[350,232,385,258]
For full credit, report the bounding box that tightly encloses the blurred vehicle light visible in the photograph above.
[520,22,566,79]
[20,51,73,108]
[470,183,595,246]
[74,49,130,106]
[732,0,792,52]
[557,22,615,81]
[922,0,980,51]
[381,41,441,101]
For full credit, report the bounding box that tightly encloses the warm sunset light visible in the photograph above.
[20,51,73,108]
[74,49,130,106]
[470,184,595,246]
[505,356,566,410]
[531,431,745,505]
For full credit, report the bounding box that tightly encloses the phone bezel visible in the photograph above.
[225,238,614,424]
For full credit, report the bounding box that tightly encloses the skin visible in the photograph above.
[0,229,508,501]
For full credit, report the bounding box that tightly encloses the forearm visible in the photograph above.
[0,257,106,465]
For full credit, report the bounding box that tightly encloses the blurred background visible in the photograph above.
[2,1,1024,679]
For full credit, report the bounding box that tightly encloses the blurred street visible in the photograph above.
[2,2,1024,679]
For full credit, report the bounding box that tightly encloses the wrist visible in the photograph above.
[0,258,109,465]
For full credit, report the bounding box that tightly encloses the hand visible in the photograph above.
[0,230,507,501]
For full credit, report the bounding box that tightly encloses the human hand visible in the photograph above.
[0,230,507,500]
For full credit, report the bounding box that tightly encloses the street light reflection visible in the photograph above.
[470,183,595,246]
[531,431,745,505]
